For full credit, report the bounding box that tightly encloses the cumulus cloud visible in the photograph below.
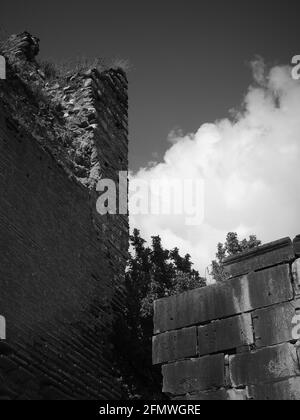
[129,60,300,276]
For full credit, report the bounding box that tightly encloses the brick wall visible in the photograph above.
[153,236,300,400]
[0,33,128,400]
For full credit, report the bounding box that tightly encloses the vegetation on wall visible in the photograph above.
[37,56,131,82]
[211,232,262,282]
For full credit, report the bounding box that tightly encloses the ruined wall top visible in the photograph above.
[1,32,40,61]
[0,32,128,189]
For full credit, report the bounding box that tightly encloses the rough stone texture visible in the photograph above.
[229,343,300,387]
[292,259,300,296]
[252,300,300,348]
[296,344,300,363]
[0,32,39,61]
[152,327,197,365]
[162,354,225,395]
[223,237,295,278]
[0,33,128,399]
[154,264,293,334]
[173,388,247,400]
[198,314,254,356]
[248,377,300,400]
[294,235,300,258]
[153,236,300,400]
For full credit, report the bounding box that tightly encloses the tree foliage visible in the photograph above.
[211,232,262,282]
[114,229,206,399]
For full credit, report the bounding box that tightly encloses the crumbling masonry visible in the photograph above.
[153,236,300,400]
[0,33,128,399]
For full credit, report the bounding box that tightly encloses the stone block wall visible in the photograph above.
[153,236,300,400]
[0,33,128,399]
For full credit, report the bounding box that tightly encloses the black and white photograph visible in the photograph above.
[1,0,300,407]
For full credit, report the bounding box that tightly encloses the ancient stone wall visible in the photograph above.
[0,33,128,400]
[153,236,300,400]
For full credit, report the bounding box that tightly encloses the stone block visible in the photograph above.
[294,235,300,257]
[154,264,293,334]
[246,264,293,309]
[248,377,300,400]
[162,354,225,395]
[223,237,294,278]
[152,327,197,365]
[229,343,299,387]
[253,300,300,348]
[198,313,253,356]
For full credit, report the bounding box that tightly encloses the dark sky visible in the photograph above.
[1,0,300,171]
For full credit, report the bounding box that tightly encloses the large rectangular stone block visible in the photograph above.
[198,313,254,356]
[154,264,293,334]
[248,377,300,400]
[229,343,299,387]
[152,327,197,365]
[246,264,293,310]
[223,237,295,278]
[162,354,225,395]
[253,300,300,348]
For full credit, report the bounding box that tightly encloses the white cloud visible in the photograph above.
[130,61,300,276]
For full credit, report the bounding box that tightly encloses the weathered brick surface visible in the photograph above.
[248,377,300,400]
[252,300,300,348]
[223,237,295,278]
[229,343,300,387]
[152,327,197,365]
[154,264,293,334]
[162,354,225,395]
[198,314,253,356]
[0,109,124,399]
[0,34,128,400]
